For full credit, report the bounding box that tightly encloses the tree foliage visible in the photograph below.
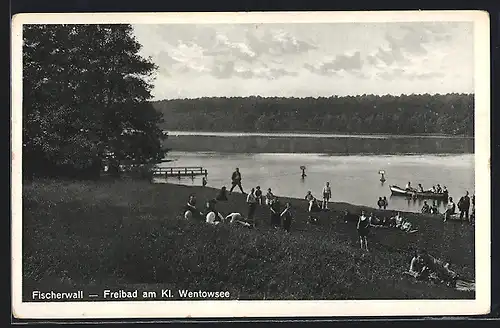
[153,94,474,136]
[23,24,166,179]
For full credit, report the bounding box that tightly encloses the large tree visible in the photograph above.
[23,24,166,178]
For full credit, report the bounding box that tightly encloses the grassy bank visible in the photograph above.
[22,179,475,300]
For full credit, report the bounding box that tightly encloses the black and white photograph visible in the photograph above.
[11,11,491,319]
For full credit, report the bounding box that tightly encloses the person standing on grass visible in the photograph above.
[357,211,371,251]
[229,167,244,194]
[270,197,281,228]
[265,188,274,206]
[255,186,263,205]
[458,191,471,222]
[280,202,294,232]
[322,182,332,210]
[443,197,456,222]
[246,188,258,226]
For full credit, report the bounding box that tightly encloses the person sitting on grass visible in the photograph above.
[215,186,228,201]
[205,199,224,225]
[407,251,431,280]
[430,201,440,214]
[421,201,430,214]
[394,212,404,228]
[184,194,204,220]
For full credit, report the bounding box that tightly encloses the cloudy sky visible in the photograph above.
[132,22,474,100]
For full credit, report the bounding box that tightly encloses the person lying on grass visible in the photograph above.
[184,194,204,220]
[224,212,253,228]
[406,250,459,287]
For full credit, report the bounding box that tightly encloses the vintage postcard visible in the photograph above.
[11,11,491,320]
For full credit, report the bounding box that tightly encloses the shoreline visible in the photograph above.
[164,130,474,139]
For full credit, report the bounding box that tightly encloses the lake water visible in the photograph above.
[155,151,475,214]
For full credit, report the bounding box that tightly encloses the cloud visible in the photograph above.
[304,51,363,76]
[246,28,317,57]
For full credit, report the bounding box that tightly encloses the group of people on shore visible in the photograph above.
[425,191,475,224]
[354,211,418,251]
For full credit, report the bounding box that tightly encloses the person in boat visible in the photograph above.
[322,182,332,210]
[215,186,228,202]
[184,194,204,220]
[421,201,431,214]
[357,211,371,251]
[280,202,294,232]
[443,186,448,194]
[269,197,282,228]
[265,188,274,206]
[229,167,244,194]
[429,185,436,193]
[443,197,456,222]
[254,186,263,205]
[458,191,471,222]
[405,181,415,192]
[418,184,424,193]
[383,196,388,209]
[436,184,442,193]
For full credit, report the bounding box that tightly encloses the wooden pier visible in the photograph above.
[153,166,208,178]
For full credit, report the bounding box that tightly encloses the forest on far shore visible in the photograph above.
[152,93,474,136]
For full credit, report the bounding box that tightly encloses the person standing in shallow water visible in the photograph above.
[383,196,388,209]
[229,167,244,194]
[377,197,384,209]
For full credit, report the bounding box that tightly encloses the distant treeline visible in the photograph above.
[152,94,474,136]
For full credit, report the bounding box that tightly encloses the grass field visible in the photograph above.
[22,179,475,300]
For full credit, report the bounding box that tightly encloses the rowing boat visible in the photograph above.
[389,185,448,200]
